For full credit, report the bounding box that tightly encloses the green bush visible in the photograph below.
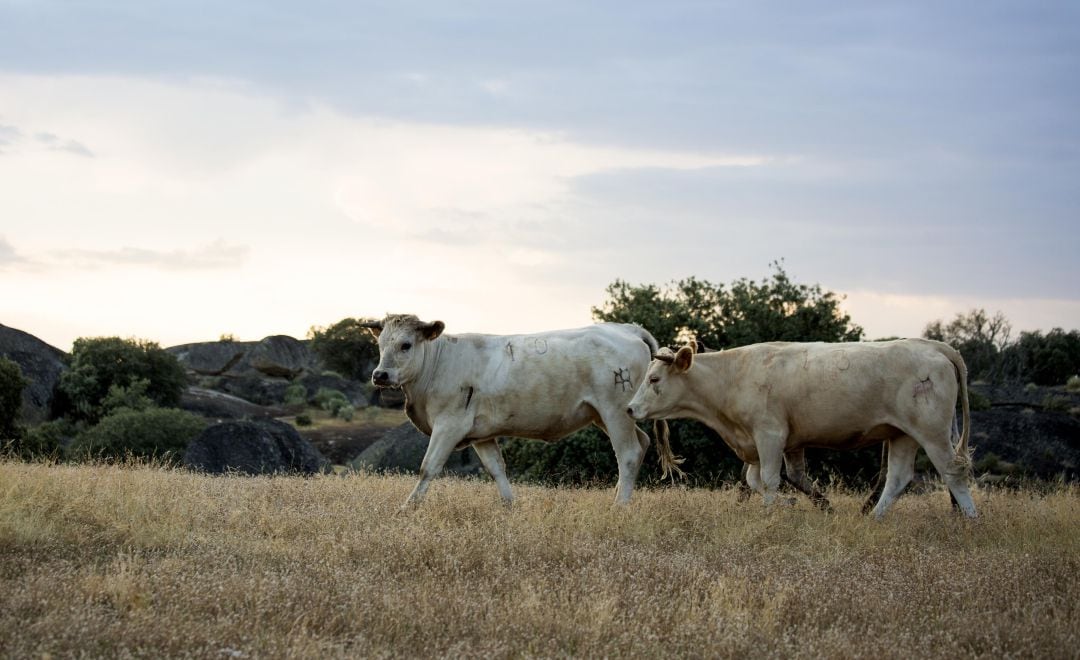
[307,318,380,381]
[0,356,27,440]
[337,404,356,422]
[101,378,155,415]
[501,421,747,488]
[59,337,188,422]
[295,413,313,427]
[66,407,206,463]
[11,418,80,460]
[968,390,992,412]
[313,387,349,415]
[1042,395,1070,413]
[1066,375,1080,393]
[283,383,308,407]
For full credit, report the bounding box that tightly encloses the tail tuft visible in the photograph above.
[654,420,686,480]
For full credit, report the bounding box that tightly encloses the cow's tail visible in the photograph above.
[627,324,686,480]
[654,419,685,480]
[932,340,972,474]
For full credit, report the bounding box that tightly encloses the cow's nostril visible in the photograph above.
[374,371,388,382]
[626,407,634,416]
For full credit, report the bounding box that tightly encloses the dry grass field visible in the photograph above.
[1,461,1077,659]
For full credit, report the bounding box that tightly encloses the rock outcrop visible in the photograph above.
[178,387,290,421]
[167,335,319,379]
[183,419,330,475]
[0,324,66,423]
[349,422,484,477]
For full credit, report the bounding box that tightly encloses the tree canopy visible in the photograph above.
[58,337,187,422]
[591,262,863,348]
[307,317,381,380]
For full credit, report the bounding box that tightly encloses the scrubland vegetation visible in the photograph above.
[2,461,1077,658]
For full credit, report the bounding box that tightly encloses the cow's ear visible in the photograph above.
[420,320,445,341]
[673,345,694,372]
[359,320,384,338]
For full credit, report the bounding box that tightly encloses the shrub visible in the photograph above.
[100,378,155,415]
[66,407,206,463]
[295,413,313,427]
[11,418,79,460]
[968,390,992,412]
[502,421,747,488]
[1025,382,1039,392]
[59,337,188,422]
[0,356,27,440]
[308,318,380,381]
[337,404,356,422]
[313,387,349,415]
[974,451,1002,474]
[1066,375,1080,393]
[283,383,308,407]
[1042,395,1070,413]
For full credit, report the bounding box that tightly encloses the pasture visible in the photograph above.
[1,461,1077,658]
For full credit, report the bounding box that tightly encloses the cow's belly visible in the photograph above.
[788,423,905,450]
[469,400,596,442]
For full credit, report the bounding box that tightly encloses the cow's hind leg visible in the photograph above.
[596,412,646,505]
[473,439,513,506]
[870,436,919,519]
[861,443,888,515]
[783,449,830,511]
[913,430,977,518]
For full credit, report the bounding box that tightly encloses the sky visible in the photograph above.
[1,1,1078,351]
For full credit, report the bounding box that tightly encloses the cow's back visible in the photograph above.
[431,323,654,440]
[714,339,959,444]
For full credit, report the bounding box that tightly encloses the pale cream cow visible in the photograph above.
[363,315,679,508]
[627,339,976,518]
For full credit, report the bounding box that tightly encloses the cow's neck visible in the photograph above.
[680,353,745,446]
[399,335,450,428]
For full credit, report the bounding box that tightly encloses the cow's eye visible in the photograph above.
[649,375,660,384]
[401,342,412,351]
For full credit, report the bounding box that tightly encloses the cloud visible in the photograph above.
[0,123,94,157]
[0,237,26,268]
[54,240,249,271]
[0,124,22,152]
[35,131,94,157]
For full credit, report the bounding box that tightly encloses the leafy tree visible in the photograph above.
[592,262,863,349]
[308,318,381,380]
[1005,328,1080,386]
[58,337,188,422]
[0,356,27,440]
[923,309,1011,381]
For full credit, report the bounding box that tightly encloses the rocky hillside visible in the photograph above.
[0,323,66,423]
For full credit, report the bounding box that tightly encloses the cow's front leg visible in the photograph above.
[472,439,513,505]
[755,431,786,507]
[403,425,467,509]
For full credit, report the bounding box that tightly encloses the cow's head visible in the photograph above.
[361,314,445,388]
[626,344,695,420]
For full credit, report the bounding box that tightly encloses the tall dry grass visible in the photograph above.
[1,460,1077,658]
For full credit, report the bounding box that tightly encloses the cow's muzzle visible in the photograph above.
[372,370,392,387]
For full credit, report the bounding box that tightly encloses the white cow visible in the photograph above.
[626,339,977,518]
[362,315,680,508]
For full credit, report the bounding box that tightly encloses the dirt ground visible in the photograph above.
[284,407,407,464]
